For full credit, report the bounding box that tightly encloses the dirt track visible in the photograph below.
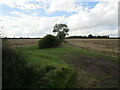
[63,53,119,88]
[65,39,119,88]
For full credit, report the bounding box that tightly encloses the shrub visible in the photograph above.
[3,46,47,88]
[2,47,27,88]
[38,34,62,49]
[88,34,93,38]
[2,41,45,88]
[2,47,60,88]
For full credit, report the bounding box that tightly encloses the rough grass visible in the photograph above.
[15,45,76,88]
[14,44,118,88]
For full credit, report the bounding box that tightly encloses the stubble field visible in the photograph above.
[66,39,119,57]
[6,39,40,47]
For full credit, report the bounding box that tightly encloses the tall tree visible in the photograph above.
[53,24,69,40]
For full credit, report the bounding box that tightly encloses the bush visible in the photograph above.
[2,41,45,88]
[3,46,49,88]
[38,34,62,49]
[3,47,26,88]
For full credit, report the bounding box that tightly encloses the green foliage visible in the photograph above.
[15,44,118,88]
[2,42,43,88]
[3,47,26,88]
[38,34,62,49]
[53,24,69,40]
[16,45,77,88]
[3,45,75,88]
[2,40,63,88]
[57,31,66,40]
[88,34,93,38]
[2,39,9,48]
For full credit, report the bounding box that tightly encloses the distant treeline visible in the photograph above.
[1,35,120,39]
[2,37,41,39]
[66,34,111,39]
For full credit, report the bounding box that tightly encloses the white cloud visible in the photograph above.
[0,2,118,37]
[10,11,22,15]
[69,28,118,37]
[45,0,84,13]
[0,15,67,37]
[0,0,91,13]
[98,29,118,36]
[0,0,119,12]
[76,0,119,2]
[96,0,119,2]
[67,3,118,36]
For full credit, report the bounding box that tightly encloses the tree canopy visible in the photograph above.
[53,24,69,40]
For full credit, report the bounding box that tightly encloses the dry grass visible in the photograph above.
[6,39,40,47]
[66,39,119,57]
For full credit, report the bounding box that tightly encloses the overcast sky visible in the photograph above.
[0,0,119,38]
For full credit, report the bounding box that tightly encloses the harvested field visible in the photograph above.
[6,39,40,47]
[4,38,119,57]
[66,39,119,57]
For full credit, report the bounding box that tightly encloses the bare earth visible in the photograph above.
[66,39,119,57]
[64,54,118,88]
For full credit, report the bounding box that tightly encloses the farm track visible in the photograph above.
[65,39,119,87]
[64,54,118,88]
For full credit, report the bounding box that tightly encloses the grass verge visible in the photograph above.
[14,45,76,88]
[14,44,118,88]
